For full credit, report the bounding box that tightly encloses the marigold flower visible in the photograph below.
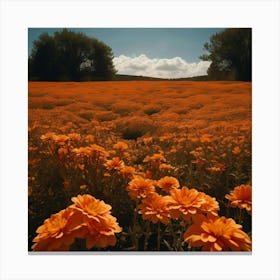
[89,144,108,159]
[200,134,212,143]
[190,149,202,158]
[84,215,122,249]
[32,208,83,251]
[157,176,180,193]
[68,133,81,142]
[113,141,128,151]
[118,165,136,178]
[80,185,87,190]
[70,194,111,223]
[143,153,166,164]
[105,157,125,171]
[40,132,55,142]
[184,215,252,251]
[206,164,225,172]
[126,176,155,200]
[72,147,92,157]
[58,147,68,160]
[232,146,241,155]
[191,158,207,167]
[169,187,219,220]
[70,194,122,249]
[53,134,69,145]
[142,137,153,145]
[138,193,173,224]
[84,134,94,142]
[225,184,252,214]
[159,163,173,170]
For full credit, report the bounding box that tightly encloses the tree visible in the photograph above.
[28,29,116,81]
[200,28,252,81]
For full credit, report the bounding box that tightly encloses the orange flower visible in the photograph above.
[68,133,81,142]
[225,185,252,214]
[184,215,251,251]
[200,134,212,143]
[138,193,172,224]
[118,165,136,178]
[70,194,121,249]
[232,146,241,155]
[113,141,128,151]
[157,176,180,193]
[58,147,68,160]
[126,176,155,200]
[80,184,87,190]
[159,163,173,170]
[70,194,111,222]
[206,164,225,172]
[53,134,69,145]
[72,147,92,157]
[169,187,219,220]
[32,208,83,251]
[191,158,207,167]
[84,215,122,249]
[84,134,94,143]
[40,132,55,142]
[105,157,125,171]
[143,153,166,164]
[89,144,108,160]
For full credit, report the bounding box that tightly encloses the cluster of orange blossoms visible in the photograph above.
[225,184,252,214]
[184,214,251,251]
[32,194,121,251]
[126,175,251,251]
[35,132,252,252]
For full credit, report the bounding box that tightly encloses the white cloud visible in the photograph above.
[113,54,211,79]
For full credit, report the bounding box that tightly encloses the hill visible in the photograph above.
[114,74,210,81]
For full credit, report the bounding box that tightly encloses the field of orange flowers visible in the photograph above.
[28,81,252,252]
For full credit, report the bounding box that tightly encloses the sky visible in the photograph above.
[28,28,225,79]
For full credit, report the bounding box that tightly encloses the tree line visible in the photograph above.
[28,28,251,82]
[28,29,116,81]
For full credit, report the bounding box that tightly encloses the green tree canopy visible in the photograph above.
[28,29,116,81]
[200,28,252,81]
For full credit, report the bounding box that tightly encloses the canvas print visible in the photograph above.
[28,28,252,252]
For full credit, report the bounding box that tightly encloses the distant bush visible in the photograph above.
[116,117,155,140]
[112,102,140,116]
[95,111,117,122]
[78,112,93,121]
[143,104,161,115]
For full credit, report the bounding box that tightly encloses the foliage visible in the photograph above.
[28,29,116,81]
[200,28,252,81]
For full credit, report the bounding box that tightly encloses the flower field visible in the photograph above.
[28,81,252,252]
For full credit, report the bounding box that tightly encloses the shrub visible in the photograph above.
[116,116,156,140]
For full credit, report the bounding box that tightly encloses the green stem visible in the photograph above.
[143,220,150,251]
[157,222,161,251]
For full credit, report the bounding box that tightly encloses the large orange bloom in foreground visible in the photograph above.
[71,194,112,222]
[32,208,83,251]
[169,187,219,220]
[126,177,155,200]
[184,215,252,251]
[225,184,252,214]
[138,193,173,224]
[70,194,122,249]
[32,194,121,251]
[84,215,122,248]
